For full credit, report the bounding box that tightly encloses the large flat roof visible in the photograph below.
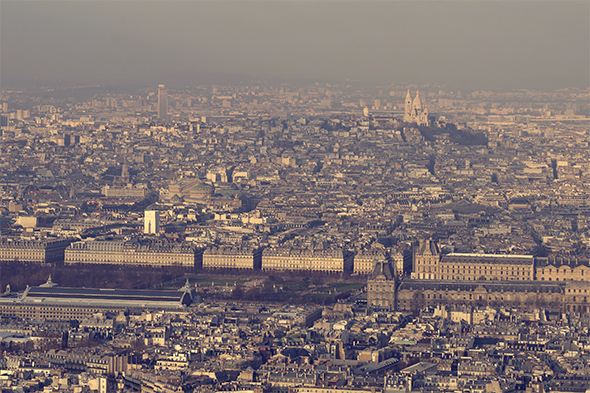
[0,286,195,309]
[442,253,534,265]
[398,279,563,293]
[27,287,184,301]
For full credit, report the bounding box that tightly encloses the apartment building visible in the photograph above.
[354,249,388,275]
[262,246,353,273]
[202,246,262,269]
[0,238,72,264]
[439,253,535,281]
[535,256,590,282]
[65,239,199,268]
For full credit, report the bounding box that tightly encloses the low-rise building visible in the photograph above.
[0,277,196,321]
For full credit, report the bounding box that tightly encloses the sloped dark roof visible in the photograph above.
[280,347,310,359]
[398,279,564,294]
[26,287,185,302]
[369,261,395,281]
[20,286,194,308]
[442,253,534,265]
[536,257,590,268]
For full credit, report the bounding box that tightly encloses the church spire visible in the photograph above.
[404,90,413,122]
[120,156,130,184]
[403,88,431,126]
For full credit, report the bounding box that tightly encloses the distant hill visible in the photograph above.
[418,123,488,146]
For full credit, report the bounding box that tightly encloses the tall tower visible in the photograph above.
[120,157,130,184]
[158,84,168,121]
[144,210,160,234]
[404,90,412,122]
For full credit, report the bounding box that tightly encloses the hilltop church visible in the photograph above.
[403,90,431,126]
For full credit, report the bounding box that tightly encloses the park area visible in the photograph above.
[1,262,367,306]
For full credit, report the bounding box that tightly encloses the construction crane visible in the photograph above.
[28,187,59,217]
[87,199,139,221]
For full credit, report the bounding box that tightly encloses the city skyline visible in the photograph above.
[1,5,590,387]
[1,1,590,390]
[1,1,588,91]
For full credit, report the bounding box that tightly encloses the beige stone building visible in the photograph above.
[535,256,590,282]
[202,246,262,269]
[368,240,589,312]
[102,185,146,198]
[293,388,382,393]
[410,237,537,282]
[391,248,410,277]
[354,249,387,275]
[367,261,396,310]
[0,238,71,264]
[261,246,353,273]
[440,253,535,281]
[411,239,440,280]
[65,239,199,268]
[403,90,431,126]
[564,281,590,313]
[396,279,574,312]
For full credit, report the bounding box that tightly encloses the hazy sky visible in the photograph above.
[1,1,588,90]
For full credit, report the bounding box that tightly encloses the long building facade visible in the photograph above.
[410,240,568,282]
[535,256,590,282]
[0,238,72,264]
[370,267,589,313]
[261,246,353,273]
[396,279,589,313]
[202,246,262,269]
[369,241,590,313]
[0,277,197,321]
[65,239,201,268]
[440,253,535,281]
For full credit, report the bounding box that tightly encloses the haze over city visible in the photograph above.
[1,1,590,392]
[2,0,589,90]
